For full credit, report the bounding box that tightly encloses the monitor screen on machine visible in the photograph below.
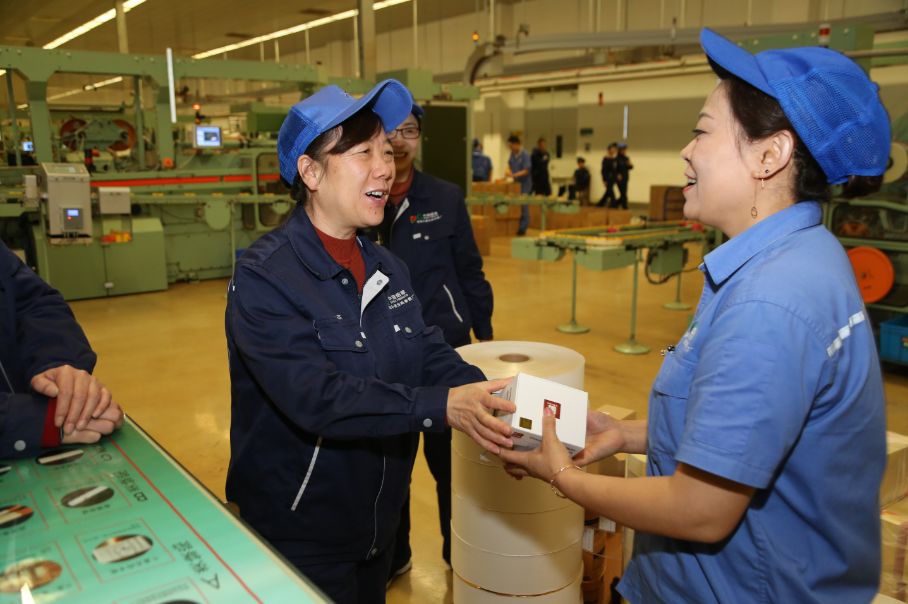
[193,125,222,149]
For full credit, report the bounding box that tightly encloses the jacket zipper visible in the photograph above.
[442,284,464,323]
[290,436,322,511]
[367,454,387,556]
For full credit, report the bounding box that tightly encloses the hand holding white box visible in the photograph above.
[498,373,588,456]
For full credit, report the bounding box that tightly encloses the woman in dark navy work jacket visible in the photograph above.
[224,80,515,604]
[501,29,889,604]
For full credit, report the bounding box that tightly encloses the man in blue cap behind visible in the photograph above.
[367,103,494,584]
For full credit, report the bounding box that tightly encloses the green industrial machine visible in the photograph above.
[0,49,478,300]
[512,221,718,352]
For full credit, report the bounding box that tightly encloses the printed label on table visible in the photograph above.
[47,478,131,524]
[0,542,80,601]
[75,519,173,582]
[0,492,47,535]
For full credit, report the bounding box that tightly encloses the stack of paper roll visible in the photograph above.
[453,341,585,603]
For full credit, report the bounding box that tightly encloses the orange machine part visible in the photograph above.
[847,246,895,304]
[109,119,137,152]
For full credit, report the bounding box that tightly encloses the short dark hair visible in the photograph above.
[507,134,521,144]
[577,157,586,163]
[607,142,618,150]
[289,109,384,206]
[711,59,880,202]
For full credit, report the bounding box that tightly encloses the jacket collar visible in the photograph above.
[404,169,430,201]
[285,204,391,280]
[702,201,822,288]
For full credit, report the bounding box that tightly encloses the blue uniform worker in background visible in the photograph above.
[471,139,492,182]
[0,242,123,459]
[225,80,514,604]
[505,134,532,236]
[369,104,494,582]
[500,28,888,604]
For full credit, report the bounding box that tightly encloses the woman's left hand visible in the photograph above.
[498,410,573,481]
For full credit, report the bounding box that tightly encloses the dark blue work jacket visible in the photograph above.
[225,206,484,564]
[378,170,493,346]
[0,243,95,458]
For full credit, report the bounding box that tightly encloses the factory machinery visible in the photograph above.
[512,220,719,353]
[0,45,474,300]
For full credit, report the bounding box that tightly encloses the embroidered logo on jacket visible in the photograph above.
[387,289,415,310]
[412,211,442,224]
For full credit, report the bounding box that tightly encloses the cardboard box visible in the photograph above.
[880,497,908,601]
[883,432,908,508]
[498,373,588,456]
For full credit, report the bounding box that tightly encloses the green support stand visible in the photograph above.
[615,249,650,354]
[663,270,692,311]
[557,252,590,334]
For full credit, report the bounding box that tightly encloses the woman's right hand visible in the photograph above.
[446,378,516,455]
[573,411,628,466]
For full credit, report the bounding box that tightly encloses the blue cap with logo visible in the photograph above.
[700,27,890,185]
[277,79,413,185]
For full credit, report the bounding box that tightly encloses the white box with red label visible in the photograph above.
[498,372,588,456]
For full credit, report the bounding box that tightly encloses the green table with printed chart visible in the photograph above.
[0,418,329,603]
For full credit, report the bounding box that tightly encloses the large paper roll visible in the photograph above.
[452,451,573,514]
[452,341,586,602]
[453,564,583,604]
[452,493,583,556]
[452,527,582,596]
[457,341,585,388]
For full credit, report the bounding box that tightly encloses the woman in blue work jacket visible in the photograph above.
[500,28,889,603]
[224,80,515,604]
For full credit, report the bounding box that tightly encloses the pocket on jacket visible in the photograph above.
[390,304,426,339]
[314,317,369,352]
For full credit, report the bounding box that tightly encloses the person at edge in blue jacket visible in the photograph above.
[500,28,888,604]
[364,104,495,584]
[224,79,516,604]
[0,241,124,459]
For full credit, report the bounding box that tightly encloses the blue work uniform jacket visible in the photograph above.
[0,243,96,458]
[377,170,493,346]
[224,206,484,564]
[620,202,885,604]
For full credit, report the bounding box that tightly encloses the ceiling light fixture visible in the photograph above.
[192,0,411,59]
[43,0,147,50]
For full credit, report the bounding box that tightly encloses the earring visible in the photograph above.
[751,206,758,218]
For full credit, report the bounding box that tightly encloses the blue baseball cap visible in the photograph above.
[277,79,413,184]
[700,27,890,185]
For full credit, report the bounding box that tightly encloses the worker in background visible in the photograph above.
[614,141,633,209]
[372,105,495,584]
[597,142,618,207]
[500,28,888,604]
[573,157,591,205]
[471,139,492,182]
[530,137,552,197]
[225,80,515,604]
[505,134,532,236]
[0,242,124,459]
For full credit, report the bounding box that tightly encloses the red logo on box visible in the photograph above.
[543,399,561,419]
